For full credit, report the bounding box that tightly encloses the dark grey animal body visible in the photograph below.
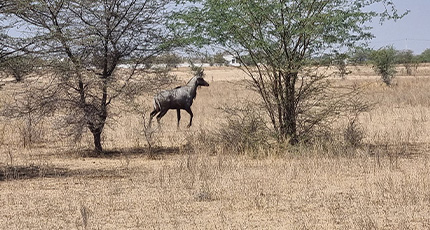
[149,73,209,128]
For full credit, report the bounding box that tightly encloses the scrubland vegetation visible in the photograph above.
[1,66,430,229]
[1,0,427,229]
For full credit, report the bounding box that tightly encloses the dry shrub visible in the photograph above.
[289,117,366,157]
[187,103,272,157]
[217,107,271,155]
[189,98,367,157]
[343,118,365,148]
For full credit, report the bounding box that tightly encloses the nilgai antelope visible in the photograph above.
[149,70,209,128]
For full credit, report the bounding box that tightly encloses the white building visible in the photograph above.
[222,54,241,67]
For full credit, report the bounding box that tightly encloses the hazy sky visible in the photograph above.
[4,1,429,55]
[368,0,430,54]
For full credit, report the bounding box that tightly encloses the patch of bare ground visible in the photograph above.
[1,150,430,229]
[0,164,126,181]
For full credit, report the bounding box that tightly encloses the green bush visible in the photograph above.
[371,46,397,86]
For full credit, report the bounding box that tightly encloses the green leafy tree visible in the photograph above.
[349,47,373,65]
[213,52,226,66]
[179,0,406,144]
[333,52,351,79]
[2,0,179,153]
[156,53,183,68]
[396,49,416,75]
[418,49,430,63]
[0,4,12,62]
[371,46,398,86]
[0,5,33,66]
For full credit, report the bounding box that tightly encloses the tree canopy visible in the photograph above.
[178,0,407,143]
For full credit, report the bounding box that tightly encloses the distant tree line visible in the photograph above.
[311,48,430,66]
[309,47,429,85]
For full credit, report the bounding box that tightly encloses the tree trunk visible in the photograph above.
[284,102,298,145]
[87,78,108,154]
[280,71,298,144]
[88,113,106,154]
[279,101,298,144]
[84,108,106,153]
[92,130,103,153]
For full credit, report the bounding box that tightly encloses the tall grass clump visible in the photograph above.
[290,126,365,157]
[217,105,271,155]
[188,103,273,157]
[343,118,365,148]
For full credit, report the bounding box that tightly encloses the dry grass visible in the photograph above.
[1,65,430,229]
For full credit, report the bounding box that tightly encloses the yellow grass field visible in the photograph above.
[1,65,430,229]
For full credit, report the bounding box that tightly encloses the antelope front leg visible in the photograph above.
[176,109,181,129]
[185,108,193,128]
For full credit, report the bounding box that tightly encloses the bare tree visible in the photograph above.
[1,80,57,147]
[2,0,179,153]
[0,55,39,81]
